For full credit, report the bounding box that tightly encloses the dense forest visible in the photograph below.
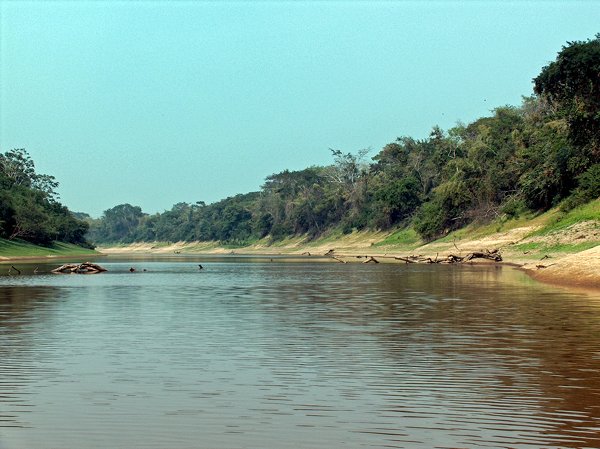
[3,36,599,249]
[0,149,91,247]
[87,36,600,246]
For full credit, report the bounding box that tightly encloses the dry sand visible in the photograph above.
[521,245,600,289]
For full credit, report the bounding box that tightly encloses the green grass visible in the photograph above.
[512,241,543,252]
[531,199,600,236]
[513,240,599,255]
[0,239,98,258]
[301,229,346,247]
[374,228,421,248]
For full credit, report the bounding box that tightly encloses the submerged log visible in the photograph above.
[51,262,107,274]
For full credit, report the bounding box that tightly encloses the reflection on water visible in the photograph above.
[1,260,600,448]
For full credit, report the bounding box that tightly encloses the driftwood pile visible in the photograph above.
[325,249,502,265]
[51,262,107,274]
[393,249,502,264]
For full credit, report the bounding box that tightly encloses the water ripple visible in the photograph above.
[1,261,600,448]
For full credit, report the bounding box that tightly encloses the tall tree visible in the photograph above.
[534,34,600,167]
[0,149,89,245]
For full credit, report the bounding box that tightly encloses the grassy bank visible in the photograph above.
[98,200,600,288]
[99,201,600,257]
[0,239,98,260]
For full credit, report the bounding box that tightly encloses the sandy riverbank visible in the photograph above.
[98,222,600,290]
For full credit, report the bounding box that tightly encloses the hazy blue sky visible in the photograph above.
[1,1,599,217]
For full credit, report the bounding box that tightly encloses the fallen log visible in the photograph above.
[320,249,502,266]
[464,250,502,262]
[51,262,107,274]
[394,249,503,265]
[394,256,416,263]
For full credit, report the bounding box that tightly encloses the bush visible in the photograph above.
[561,164,600,211]
[500,196,526,219]
[413,199,447,241]
[413,180,472,240]
[372,177,421,227]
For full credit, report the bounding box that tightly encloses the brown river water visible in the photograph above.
[1,257,599,448]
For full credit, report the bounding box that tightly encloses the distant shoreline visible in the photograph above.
[2,219,598,291]
[2,245,598,291]
[95,236,599,291]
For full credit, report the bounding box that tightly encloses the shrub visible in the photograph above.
[561,164,600,211]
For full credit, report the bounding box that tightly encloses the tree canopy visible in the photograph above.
[534,34,600,165]
[0,149,90,246]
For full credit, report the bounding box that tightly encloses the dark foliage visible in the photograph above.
[0,149,90,246]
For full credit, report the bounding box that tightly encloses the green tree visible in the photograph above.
[371,177,421,228]
[92,204,146,243]
[7,188,54,244]
[0,148,59,200]
[515,98,574,209]
[534,34,600,166]
[0,148,89,246]
[414,179,472,240]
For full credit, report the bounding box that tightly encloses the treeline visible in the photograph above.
[0,149,91,247]
[88,35,600,245]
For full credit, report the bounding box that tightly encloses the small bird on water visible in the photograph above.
[198,264,203,270]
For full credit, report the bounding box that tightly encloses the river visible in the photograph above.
[1,257,600,448]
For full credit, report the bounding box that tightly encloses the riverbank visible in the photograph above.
[98,241,600,290]
[2,203,598,289]
[0,239,98,261]
[98,207,600,289]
